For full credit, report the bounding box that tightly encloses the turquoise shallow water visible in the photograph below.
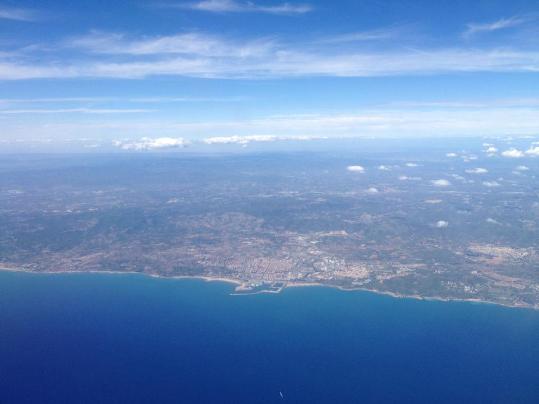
[1,270,538,403]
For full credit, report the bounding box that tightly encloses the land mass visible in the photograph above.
[1,148,538,309]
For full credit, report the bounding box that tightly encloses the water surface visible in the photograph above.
[1,271,538,403]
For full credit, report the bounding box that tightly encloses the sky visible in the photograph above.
[1,0,539,151]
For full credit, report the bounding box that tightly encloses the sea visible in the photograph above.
[1,270,538,403]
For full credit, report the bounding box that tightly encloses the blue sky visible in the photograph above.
[1,0,539,151]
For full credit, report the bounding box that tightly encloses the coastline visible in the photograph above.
[287,282,539,311]
[0,266,536,311]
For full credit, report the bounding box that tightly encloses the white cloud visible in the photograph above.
[113,137,189,150]
[463,16,527,38]
[5,33,539,81]
[465,167,488,174]
[405,162,419,167]
[424,199,442,204]
[396,98,539,108]
[431,179,451,187]
[203,135,276,144]
[482,180,501,187]
[435,220,449,228]
[378,165,391,171]
[179,0,312,14]
[486,218,501,225]
[484,146,498,153]
[366,187,379,194]
[398,175,421,181]
[5,108,539,143]
[201,134,326,145]
[317,26,403,44]
[67,31,276,58]
[446,152,458,157]
[0,6,38,21]
[0,108,150,115]
[501,148,525,158]
[525,146,539,156]
[515,165,529,171]
[347,165,365,173]
[0,96,247,105]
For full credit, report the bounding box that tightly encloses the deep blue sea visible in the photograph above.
[1,271,538,403]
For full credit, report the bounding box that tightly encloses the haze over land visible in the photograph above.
[2,138,539,308]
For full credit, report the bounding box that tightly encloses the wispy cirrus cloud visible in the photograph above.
[2,27,539,81]
[463,16,529,38]
[0,108,151,115]
[0,96,247,106]
[173,0,312,14]
[0,5,39,21]
[316,26,407,44]
[2,38,539,81]
[390,98,539,109]
[65,31,277,58]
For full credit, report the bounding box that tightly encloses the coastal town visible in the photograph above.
[1,150,538,309]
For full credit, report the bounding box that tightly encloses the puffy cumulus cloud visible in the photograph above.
[405,162,419,167]
[482,180,501,187]
[451,174,466,181]
[202,134,326,145]
[378,165,391,171]
[435,220,449,228]
[501,148,525,158]
[526,146,539,156]
[366,187,379,194]
[113,137,189,150]
[446,152,458,157]
[431,179,451,187]
[399,175,421,181]
[203,135,274,145]
[486,217,501,225]
[465,167,488,174]
[515,165,529,171]
[347,165,365,173]
[484,146,498,153]
[462,154,478,161]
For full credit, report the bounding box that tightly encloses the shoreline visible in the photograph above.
[0,266,536,311]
